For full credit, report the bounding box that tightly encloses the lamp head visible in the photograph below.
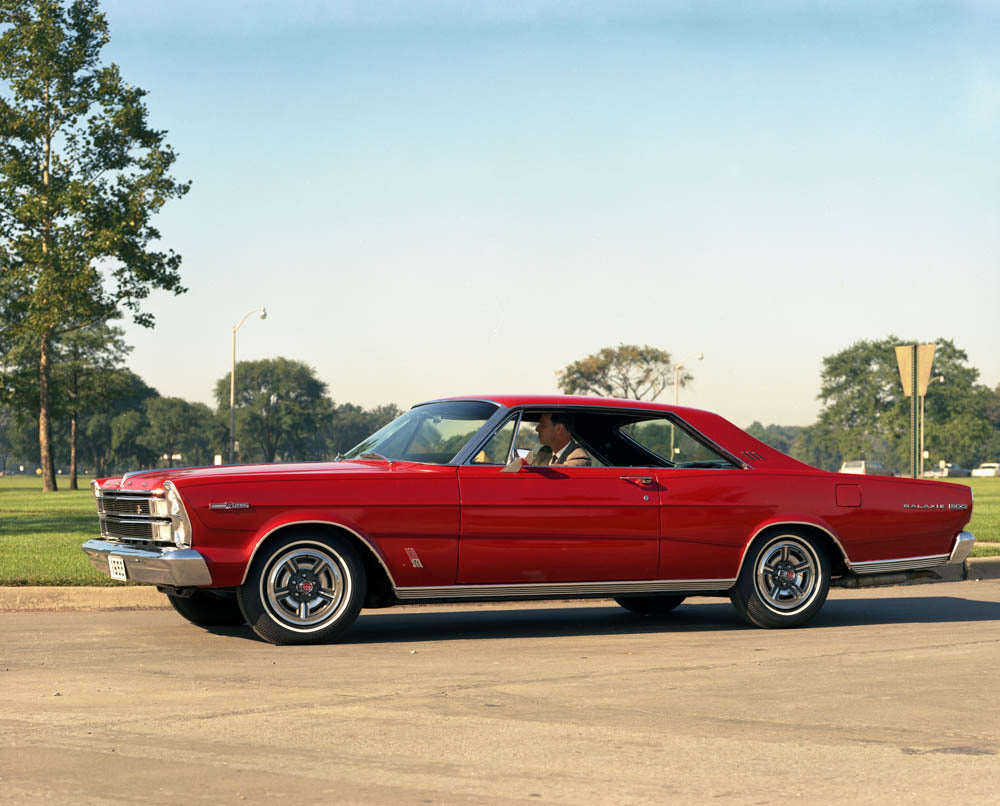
[260,308,267,320]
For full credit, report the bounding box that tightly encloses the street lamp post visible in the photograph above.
[670,352,704,460]
[230,307,267,464]
[919,375,945,477]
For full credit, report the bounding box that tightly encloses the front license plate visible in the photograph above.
[108,556,127,581]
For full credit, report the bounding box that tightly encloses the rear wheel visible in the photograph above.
[614,595,686,615]
[730,530,830,628]
[238,533,365,645]
[167,590,246,627]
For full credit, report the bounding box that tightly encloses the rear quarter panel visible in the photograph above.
[656,470,972,580]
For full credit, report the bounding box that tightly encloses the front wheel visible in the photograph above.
[730,531,830,628]
[238,533,366,645]
[614,595,686,615]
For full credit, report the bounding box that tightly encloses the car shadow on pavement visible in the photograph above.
[335,593,1000,644]
[200,593,1000,644]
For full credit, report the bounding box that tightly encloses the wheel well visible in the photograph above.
[748,523,849,577]
[253,523,396,608]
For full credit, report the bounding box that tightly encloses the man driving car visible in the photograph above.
[531,412,592,466]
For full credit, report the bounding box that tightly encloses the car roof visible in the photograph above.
[425,393,699,415]
[420,394,819,472]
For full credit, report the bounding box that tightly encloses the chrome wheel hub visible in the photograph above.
[262,546,349,629]
[756,539,818,613]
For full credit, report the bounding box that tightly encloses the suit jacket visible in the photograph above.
[530,440,591,467]
[553,440,592,467]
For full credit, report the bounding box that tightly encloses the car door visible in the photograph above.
[456,456,660,585]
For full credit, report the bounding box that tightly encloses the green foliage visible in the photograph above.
[557,344,693,401]
[0,0,190,328]
[745,422,803,455]
[215,357,333,463]
[328,402,402,456]
[0,0,189,488]
[947,479,1000,556]
[140,397,224,468]
[815,336,998,473]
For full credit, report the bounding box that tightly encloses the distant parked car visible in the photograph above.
[971,462,1000,478]
[923,462,971,479]
[838,460,890,476]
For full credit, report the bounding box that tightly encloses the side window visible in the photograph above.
[621,418,735,468]
[471,417,518,464]
[513,417,543,460]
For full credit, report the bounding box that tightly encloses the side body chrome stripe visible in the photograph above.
[394,577,736,601]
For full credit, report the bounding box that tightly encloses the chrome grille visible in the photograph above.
[98,495,151,517]
[96,492,170,545]
[100,516,157,541]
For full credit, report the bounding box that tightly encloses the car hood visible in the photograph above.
[96,460,424,492]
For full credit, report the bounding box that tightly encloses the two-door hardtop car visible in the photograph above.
[83,395,975,644]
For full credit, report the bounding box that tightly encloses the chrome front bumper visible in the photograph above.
[82,539,213,586]
[948,531,976,565]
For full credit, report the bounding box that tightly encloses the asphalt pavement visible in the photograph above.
[1,579,998,805]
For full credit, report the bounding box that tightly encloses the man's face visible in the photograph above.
[535,413,562,449]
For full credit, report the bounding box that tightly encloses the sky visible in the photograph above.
[90,0,999,428]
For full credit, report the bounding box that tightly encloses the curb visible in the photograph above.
[1,558,998,612]
[965,556,1000,581]
[0,585,169,612]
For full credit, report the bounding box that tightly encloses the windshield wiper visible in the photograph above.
[359,451,394,464]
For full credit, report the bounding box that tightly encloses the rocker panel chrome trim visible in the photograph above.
[394,577,735,601]
[848,554,951,574]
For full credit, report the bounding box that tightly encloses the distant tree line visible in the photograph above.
[558,341,1000,473]
[0,321,400,481]
[746,336,1000,473]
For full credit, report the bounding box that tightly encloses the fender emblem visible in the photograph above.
[209,502,251,511]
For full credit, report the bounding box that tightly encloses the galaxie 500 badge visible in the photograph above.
[903,503,968,510]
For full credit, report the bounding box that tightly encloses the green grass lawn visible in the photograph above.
[0,474,113,585]
[943,477,1000,557]
[1,473,998,586]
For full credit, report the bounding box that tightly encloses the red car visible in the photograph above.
[83,395,975,645]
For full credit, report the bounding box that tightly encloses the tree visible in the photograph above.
[0,404,14,473]
[140,397,223,468]
[816,336,996,472]
[80,367,156,475]
[215,358,333,463]
[744,422,804,456]
[0,0,189,490]
[328,402,402,456]
[557,344,693,401]
[53,320,129,487]
[110,408,153,470]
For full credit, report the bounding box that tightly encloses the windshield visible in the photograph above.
[341,401,499,464]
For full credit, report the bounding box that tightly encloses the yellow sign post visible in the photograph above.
[894,344,936,478]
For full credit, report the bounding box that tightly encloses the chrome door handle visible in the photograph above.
[619,476,653,485]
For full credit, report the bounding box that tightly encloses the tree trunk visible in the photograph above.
[69,409,78,489]
[38,84,57,492]
[39,329,57,492]
[69,362,79,489]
